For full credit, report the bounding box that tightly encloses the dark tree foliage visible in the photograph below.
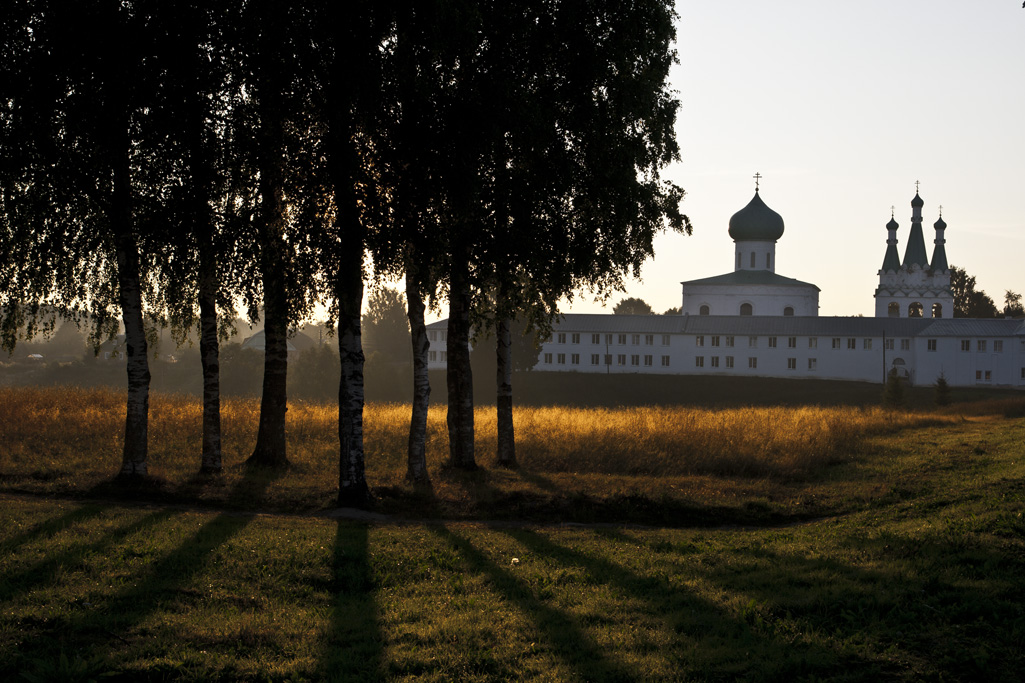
[950,265,998,318]
[883,368,905,409]
[934,373,951,407]
[362,287,411,366]
[1003,290,1023,317]
[613,298,656,316]
[663,306,682,315]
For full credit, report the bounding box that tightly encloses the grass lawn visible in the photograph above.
[1,387,1024,680]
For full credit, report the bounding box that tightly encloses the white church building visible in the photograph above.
[428,184,1025,389]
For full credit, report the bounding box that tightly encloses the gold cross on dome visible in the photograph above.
[915,180,920,193]
[891,205,895,218]
[939,205,943,217]
[753,172,762,190]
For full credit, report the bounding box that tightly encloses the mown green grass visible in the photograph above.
[2,409,1024,681]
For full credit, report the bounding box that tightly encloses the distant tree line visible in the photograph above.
[950,266,1023,318]
[0,0,689,507]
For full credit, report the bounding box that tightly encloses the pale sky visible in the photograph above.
[561,0,1025,318]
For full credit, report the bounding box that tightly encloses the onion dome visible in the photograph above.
[911,193,924,208]
[728,192,785,242]
[934,216,947,230]
[886,216,899,230]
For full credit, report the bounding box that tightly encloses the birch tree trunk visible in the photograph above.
[405,267,430,483]
[113,142,150,478]
[247,25,289,469]
[336,260,370,507]
[446,246,476,469]
[197,261,221,473]
[495,317,516,467]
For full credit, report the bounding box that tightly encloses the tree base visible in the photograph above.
[337,485,374,510]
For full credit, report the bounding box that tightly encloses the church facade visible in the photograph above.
[427,185,1025,389]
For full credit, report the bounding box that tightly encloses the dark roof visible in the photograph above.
[728,191,785,242]
[680,269,820,291]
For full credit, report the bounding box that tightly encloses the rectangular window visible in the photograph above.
[787,358,797,369]
[961,339,970,352]
[696,335,705,347]
[994,340,1003,352]
[927,339,937,351]
[985,370,992,381]
[809,337,817,349]
[429,350,437,362]
[711,335,720,347]
[808,358,817,370]
[847,338,856,350]
[749,336,758,348]
[976,370,982,380]
[591,354,600,365]
[571,354,580,365]
[617,354,626,366]
[441,331,448,342]
[644,355,653,366]
[631,354,640,366]
[557,353,566,364]
[632,334,640,345]
[695,356,704,368]
[618,334,627,345]
[645,334,654,345]
[1021,367,1025,379]
[900,339,910,351]
[863,339,872,350]
[885,339,894,350]
[788,336,797,348]
[726,336,735,347]
[661,335,670,346]
[604,354,612,366]
[661,355,670,366]
[832,337,841,349]
[544,353,553,364]
[978,340,987,352]
[571,333,580,344]
[768,337,777,348]
[429,331,438,341]
[592,333,601,344]
[440,351,447,362]
[711,356,720,368]
[605,334,613,345]
[557,333,566,344]
[726,356,734,368]
[748,357,758,369]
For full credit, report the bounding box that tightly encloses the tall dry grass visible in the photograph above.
[0,385,963,489]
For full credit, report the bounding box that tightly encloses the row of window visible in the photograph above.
[693,336,1010,353]
[960,339,1005,353]
[554,332,672,347]
[695,356,818,371]
[699,303,794,316]
[428,351,448,362]
[542,353,672,367]
[428,330,448,342]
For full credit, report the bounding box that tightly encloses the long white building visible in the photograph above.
[428,185,1025,389]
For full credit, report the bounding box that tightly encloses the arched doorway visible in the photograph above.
[908,302,924,318]
[740,303,753,316]
[699,305,710,316]
[932,303,943,318]
[783,306,794,316]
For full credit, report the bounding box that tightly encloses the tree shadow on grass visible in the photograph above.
[8,465,286,679]
[317,521,384,682]
[501,526,877,681]
[690,531,1025,681]
[428,524,640,681]
[0,502,108,556]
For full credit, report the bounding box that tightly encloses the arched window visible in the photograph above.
[740,303,753,316]
[888,302,900,317]
[932,303,943,318]
[908,302,924,318]
[783,306,794,316]
[699,305,710,316]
